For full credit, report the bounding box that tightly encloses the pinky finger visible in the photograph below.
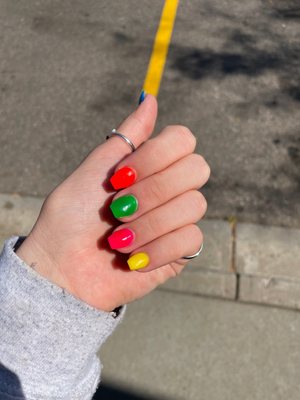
[127,224,203,273]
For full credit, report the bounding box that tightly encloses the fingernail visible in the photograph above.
[110,166,137,190]
[138,90,146,105]
[108,228,135,249]
[110,194,138,218]
[127,252,150,270]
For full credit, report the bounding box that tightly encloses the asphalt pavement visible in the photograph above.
[0,0,299,227]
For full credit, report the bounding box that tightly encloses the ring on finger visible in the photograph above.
[182,243,203,260]
[106,129,136,152]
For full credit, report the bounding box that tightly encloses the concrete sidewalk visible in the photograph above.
[99,291,300,400]
[1,192,300,400]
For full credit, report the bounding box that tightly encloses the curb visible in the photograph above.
[1,193,300,311]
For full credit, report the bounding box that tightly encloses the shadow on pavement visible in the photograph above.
[93,383,168,400]
[0,362,166,400]
[170,1,300,104]
[269,0,300,20]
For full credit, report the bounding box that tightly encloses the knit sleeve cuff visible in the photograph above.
[0,236,125,400]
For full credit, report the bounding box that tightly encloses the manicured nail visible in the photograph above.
[110,166,137,190]
[138,90,146,105]
[108,228,135,249]
[127,252,150,270]
[110,194,138,218]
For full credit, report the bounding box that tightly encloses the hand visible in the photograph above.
[16,95,210,311]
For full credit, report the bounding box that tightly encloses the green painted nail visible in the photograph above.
[110,195,138,218]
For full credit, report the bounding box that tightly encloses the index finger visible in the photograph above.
[110,125,197,189]
[104,94,158,162]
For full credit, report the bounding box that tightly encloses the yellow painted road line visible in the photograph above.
[143,0,179,97]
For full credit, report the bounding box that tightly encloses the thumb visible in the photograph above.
[104,94,158,161]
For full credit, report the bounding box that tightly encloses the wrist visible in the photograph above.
[0,236,125,399]
[15,232,65,290]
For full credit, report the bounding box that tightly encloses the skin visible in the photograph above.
[16,95,210,312]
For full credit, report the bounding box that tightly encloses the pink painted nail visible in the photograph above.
[108,228,135,249]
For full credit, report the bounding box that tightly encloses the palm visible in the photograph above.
[45,150,181,311]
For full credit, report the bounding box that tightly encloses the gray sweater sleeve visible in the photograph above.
[0,236,126,400]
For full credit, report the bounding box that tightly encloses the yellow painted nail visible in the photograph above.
[127,252,150,271]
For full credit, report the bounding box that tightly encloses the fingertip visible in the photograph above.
[136,94,158,136]
[136,93,158,123]
[117,94,158,146]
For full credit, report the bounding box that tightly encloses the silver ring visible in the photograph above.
[182,243,204,260]
[106,129,136,152]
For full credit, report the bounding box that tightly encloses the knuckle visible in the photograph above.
[189,190,207,218]
[191,153,210,173]
[144,173,166,204]
[199,156,211,181]
[178,126,197,150]
[167,125,196,151]
[169,263,182,278]
[145,213,164,238]
[184,225,203,256]
[131,114,151,141]
[131,114,143,130]
[201,194,208,216]
[188,154,211,186]
[190,224,203,244]
[188,153,204,169]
